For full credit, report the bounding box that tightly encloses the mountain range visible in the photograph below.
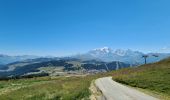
[75,47,170,65]
[0,47,170,66]
[0,47,170,77]
[0,54,39,65]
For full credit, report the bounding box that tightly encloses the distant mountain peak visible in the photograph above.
[93,47,112,53]
[114,49,126,56]
[74,47,170,64]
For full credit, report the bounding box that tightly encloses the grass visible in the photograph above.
[0,58,170,100]
[112,58,170,99]
[0,64,113,100]
[0,76,95,100]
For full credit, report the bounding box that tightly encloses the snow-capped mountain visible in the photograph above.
[89,47,113,57]
[75,47,170,65]
[93,47,112,53]
[114,49,126,56]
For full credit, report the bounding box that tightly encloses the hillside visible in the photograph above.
[0,58,169,100]
[0,76,96,100]
[112,58,170,99]
[0,58,130,78]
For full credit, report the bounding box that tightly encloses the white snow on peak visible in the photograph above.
[91,47,143,57]
[114,49,126,56]
[93,47,112,53]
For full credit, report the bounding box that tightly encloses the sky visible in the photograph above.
[0,0,170,56]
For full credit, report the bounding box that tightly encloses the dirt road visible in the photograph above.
[95,77,159,100]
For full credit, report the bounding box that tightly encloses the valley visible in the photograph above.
[0,58,130,79]
[0,47,170,79]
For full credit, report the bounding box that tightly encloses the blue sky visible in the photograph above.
[0,0,170,56]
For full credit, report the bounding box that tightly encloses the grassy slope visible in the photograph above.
[112,58,170,99]
[0,76,97,100]
[0,58,170,100]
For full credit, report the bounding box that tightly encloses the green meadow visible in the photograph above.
[0,58,170,100]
